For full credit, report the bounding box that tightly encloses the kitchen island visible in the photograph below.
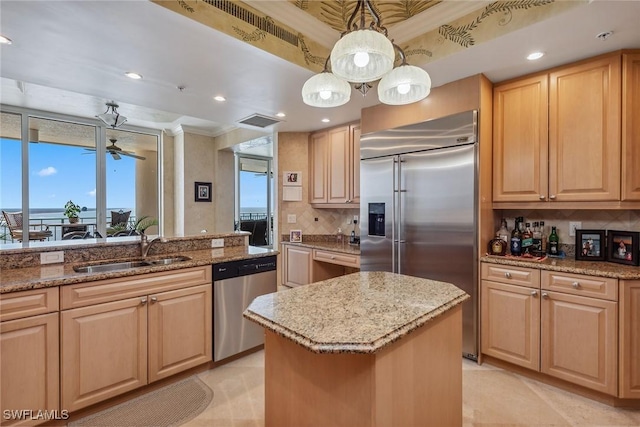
[244,271,469,427]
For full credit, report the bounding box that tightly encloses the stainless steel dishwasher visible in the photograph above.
[212,255,277,361]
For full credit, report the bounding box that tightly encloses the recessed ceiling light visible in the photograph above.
[124,71,143,80]
[596,31,613,41]
[276,112,286,118]
[526,52,544,61]
[0,35,12,45]
[321,118,330,123]
[214,95,226,102]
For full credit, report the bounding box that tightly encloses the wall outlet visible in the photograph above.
[353,215,359,222]
[40,251,64,265]
[569,222,582,237]
[287,214,297,224]
[211,238,224,248]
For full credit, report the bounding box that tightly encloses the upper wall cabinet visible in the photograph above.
[623,53,640,201]
[493,52,627,207]
[309,123,360,207]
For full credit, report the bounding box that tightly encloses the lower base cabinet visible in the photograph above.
[620,280,640,398]
[61,267,212,412]
[0,313,59,426]
[481,263,620,397]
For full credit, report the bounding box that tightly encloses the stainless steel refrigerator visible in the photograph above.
[360,110,478,360]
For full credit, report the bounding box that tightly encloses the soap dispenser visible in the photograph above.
[336,228,343,243]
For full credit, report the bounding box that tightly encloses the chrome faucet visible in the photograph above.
[140,233,164,258]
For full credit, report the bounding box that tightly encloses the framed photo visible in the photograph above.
[283,171,302,186]
[607,230,640,266]
[194,182,212,202]
[290,229,302,243]
[575,230,606,261]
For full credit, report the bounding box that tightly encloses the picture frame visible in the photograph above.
[194,182,212,202]
[575,229,606,261]
[289,229,302,243]
[606,230,640,266]
[283,171,302,186]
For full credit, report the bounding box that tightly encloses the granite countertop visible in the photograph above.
[481,255,640,280]
[0,246,277,294]
[244,271,469,354]
[281,240,361,256]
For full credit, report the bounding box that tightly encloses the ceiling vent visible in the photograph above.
[238,114,282,128]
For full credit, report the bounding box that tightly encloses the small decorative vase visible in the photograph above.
[69,217,79,224]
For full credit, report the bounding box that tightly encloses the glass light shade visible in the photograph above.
[377,64,431,105]
[330,29,395,83]
[96,112,127,128]
[302,72,351,108]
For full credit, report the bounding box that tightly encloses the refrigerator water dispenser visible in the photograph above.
[368,203,385,236]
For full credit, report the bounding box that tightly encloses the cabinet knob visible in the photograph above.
[504,272,512,279]
[549,195,557,200]
[572,281,580,289]
[150,296,158,303]
[531,290,538,297]
[140,298,148,305]
[542,292,549,299]
[539,195,546,200]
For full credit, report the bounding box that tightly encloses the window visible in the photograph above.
[237,155,272,247]
[0,106,160,244]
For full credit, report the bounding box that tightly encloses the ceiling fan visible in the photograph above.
[84,138,146,160]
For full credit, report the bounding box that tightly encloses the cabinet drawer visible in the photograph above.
[313,249,360,268]
[541,271,617,301]
[0,287,59,322]
[61,266,212,310]
[481,263,540,288]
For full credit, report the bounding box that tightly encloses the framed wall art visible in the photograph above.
[606,230,639,266]
[195,182,212,202]
[283,171,302,186]
[575,229,605,261]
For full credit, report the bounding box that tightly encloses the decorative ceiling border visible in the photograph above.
[153,0,587,74]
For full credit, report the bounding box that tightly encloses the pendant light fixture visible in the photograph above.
[301,0,431,108]
[96,101,128,128]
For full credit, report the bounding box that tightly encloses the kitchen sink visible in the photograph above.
[73,256,192,273]
[147,256,192,265]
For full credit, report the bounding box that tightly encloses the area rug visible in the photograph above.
[68,376,213,427]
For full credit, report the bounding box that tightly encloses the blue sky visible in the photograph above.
[1,138,135,210]
[1,137,272,214]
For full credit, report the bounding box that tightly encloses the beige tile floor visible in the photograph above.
[185,351,640,427]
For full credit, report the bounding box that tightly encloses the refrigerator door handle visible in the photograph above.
[397,156,403,274]
[392,158,397,273]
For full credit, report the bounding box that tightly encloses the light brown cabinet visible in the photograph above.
[60,267,212,412]
[493,53,622,205]
[282,243,360,288]
[282,244,313,287]
[481,263,619,396]
[0,288,59,427]
[619,280,640,398]
[622,53,640,201]
[309,123,360,207]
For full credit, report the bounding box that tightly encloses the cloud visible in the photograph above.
[37,166,57,177]
[88,189,96,196]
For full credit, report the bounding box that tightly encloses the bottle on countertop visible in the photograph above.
[497,218,510,244]
[532,222,542,256]
[510,217,522,256]
[540,221,547,254]
[336,228,344,243]
[489,233,508,256]
[548,226,559,255]
[522,222,533,255]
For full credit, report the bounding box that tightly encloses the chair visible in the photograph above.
[110,210,131,227]
[62,231,91,240]
[252,219,268,246]
[2,211,52,242]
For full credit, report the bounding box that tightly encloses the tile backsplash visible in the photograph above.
[280,207,360,237]
[500,209,640,246]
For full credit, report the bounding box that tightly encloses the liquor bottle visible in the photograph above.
[510,217,522,256]
[532,222,542,256]
[497,218,510,244]
[521,222,533,255]
[488,233,508,256]
[540,221,547,254]
[548,226,559,255]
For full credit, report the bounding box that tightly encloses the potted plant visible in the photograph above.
[64,200,81,223]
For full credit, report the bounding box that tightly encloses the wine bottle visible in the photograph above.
[548,226,559,255]
[510,217,522,256]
